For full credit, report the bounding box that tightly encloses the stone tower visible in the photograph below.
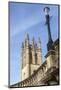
[21,33,42,81]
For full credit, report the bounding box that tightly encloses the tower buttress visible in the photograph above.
[25,33,30,64]
[32,37,36,64]
[22,33,30,80]
[21,42,24,69]
[37,37,42,65]
[21,42,24,68]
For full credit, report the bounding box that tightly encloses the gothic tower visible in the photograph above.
[21,33,42,81]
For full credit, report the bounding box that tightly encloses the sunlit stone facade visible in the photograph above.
[11,38,59,88]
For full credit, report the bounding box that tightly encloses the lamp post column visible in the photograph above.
[44,7,54,51]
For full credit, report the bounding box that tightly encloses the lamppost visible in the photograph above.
[44,7,54,51]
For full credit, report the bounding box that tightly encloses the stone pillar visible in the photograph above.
[45,50,56,69]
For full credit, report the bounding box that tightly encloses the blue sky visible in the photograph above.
[9,2,59,85]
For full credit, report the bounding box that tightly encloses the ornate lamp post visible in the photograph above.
[44,7,54,51]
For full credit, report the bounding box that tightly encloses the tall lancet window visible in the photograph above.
[35,53,37,64]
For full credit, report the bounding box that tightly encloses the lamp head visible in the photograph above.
[44,7,50,15]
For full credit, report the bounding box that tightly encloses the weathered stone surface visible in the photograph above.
[10,38,59,87]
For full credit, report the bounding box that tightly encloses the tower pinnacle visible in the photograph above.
[32,37,35,47]
[25,33,29,47]
[38,37,41,49]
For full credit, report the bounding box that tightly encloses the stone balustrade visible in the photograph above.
[11,58,58,88]
[10,39,59,88]
[15,61,49,87]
